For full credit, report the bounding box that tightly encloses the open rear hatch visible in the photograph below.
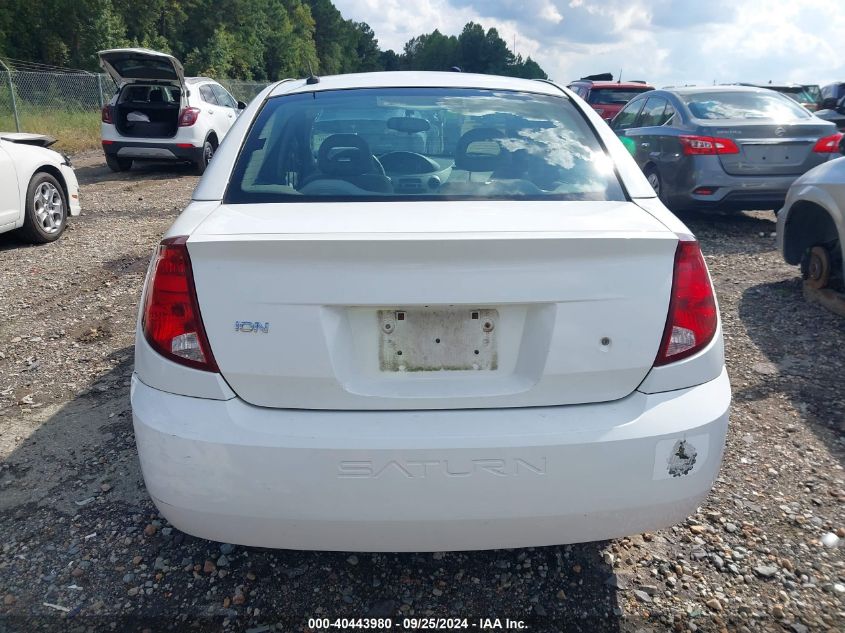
[187,200,679,410]
[98,48,185,86]
[99,48,185,139]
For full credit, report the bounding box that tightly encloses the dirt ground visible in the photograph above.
[0,151,843,632]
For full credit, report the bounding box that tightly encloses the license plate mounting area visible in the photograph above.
[378,308,498,372]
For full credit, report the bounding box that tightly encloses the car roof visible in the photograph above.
[270,71,566,98]
[576,81,653,89]
[664,85,780,95]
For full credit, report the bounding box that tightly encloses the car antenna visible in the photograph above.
[306,61,319,85]
[618,67,622,83]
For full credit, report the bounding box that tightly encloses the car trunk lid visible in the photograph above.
[186,200,679,410]
[98,48,185,88]
[698,119,836,176]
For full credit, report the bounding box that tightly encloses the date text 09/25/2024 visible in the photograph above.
[308,618,528,630]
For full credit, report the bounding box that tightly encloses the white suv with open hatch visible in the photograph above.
[98,48,245,174]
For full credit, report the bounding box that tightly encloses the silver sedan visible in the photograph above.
[777,156,845,289]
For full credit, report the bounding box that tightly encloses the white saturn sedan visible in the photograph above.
[132,71,731,552]
[0,133,81,243]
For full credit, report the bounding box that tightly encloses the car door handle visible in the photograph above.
[640,142,650,148]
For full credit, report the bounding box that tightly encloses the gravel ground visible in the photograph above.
[0,152,843,632]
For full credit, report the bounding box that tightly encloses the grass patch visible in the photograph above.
[0,109,101,154]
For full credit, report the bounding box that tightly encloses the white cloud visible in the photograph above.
[332,0,845,87]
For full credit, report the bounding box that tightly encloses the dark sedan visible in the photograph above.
[611,86,843,212]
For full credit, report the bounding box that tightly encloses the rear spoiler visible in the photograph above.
[0,133,57,148]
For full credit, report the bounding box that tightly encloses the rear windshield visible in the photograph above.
[225,87,625,203]
[680,91,811,121]
[107,58,178,81]
[588,88,650,105]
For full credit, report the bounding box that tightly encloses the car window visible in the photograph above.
[639,97,668,127]
[661,102,675,125]
[681,90,811,121]
[226,87,626,203]
[211,84,237,108]
[612,99,645,130]
[199,84,218,105]
[588,88,650,105]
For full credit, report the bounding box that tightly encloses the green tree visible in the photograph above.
[0,2,547,82]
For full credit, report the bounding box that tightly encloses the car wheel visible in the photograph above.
[105,155,133,172]
[801,245,834,290]
[194,139,215,175]
[16,172,68,244]
[645,167,662,198]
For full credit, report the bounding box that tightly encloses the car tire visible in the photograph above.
[644,166,663,199]
[194,139,215,175]
[105,155,133,172]
[15,171,68,244]
[801,244,840,290]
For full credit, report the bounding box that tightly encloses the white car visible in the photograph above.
[778,156,845,289]
[98,48,245,174]
[0,133,81,243]
[132,71,731,552]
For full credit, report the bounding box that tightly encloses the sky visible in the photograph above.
[333,0,845,88]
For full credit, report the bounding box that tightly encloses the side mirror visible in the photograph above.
[237,100,247,110]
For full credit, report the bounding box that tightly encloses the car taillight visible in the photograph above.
[679,135,740,155]
[178,107,201,127]
[654,238,718,366]
[142,236,218,372]
[812,133,844,153]
[101,104,113,124]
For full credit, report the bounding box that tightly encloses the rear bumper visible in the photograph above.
[102,140,203,162]
[665,155,811,211]
[131,369,730,551]
[671,176,796,211]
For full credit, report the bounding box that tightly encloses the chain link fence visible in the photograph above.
[0,69,268,149]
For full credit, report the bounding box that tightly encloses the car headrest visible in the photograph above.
[317,134,374,177]
[454,127,507,172]
[148,88,164,103]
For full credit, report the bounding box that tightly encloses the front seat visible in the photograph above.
[302,134,392,193]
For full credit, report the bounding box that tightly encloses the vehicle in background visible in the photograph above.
[611,85,842,212]
[131,71,730,552]
[804,84,822,108]
[815,100,845,132]
[0,133,81,243]
[98,48,246,174]
[567,74,654,122]
[777,156,845,291]
[740,83,820,111]
[821,81,845,110]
